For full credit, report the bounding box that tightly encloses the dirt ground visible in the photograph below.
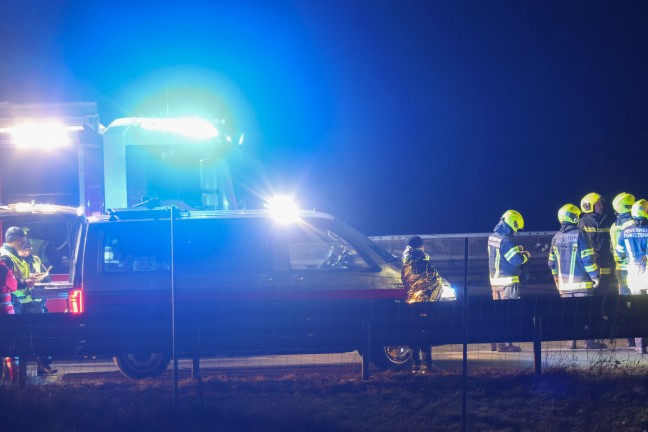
[1,367,648,432]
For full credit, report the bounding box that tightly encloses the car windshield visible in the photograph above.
[324,217,399,263]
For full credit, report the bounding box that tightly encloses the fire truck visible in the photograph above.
[0,102,245,312]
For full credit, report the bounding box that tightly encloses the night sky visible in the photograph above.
[1,1,648,236]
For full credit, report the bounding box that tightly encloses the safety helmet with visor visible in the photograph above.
[631,199,648,220]
[558,204,581,224]
[612,192,635,214]
[501,210,524,232]
[580,192,602,214]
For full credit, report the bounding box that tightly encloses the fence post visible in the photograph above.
[462,236,468,432]
[362,321,370,381]
[533,315,542,376]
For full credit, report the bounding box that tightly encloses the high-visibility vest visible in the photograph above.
[0,249,32,303]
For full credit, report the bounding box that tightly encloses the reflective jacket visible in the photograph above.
[0,260,17,314]
[25,255,50,282]
[0,244,32,304]
[610,212,634,271]
[548,223,599,292]
[401,246,443,303]
[488,220,529,288]
[579,212,613,275]
[615,219,648,292]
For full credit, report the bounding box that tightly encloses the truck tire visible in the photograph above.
[114,353,171,379]
[368,346,412,369]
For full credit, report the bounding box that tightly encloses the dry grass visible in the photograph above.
[2,368,648,431]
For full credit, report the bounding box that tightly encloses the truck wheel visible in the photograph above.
[368,346,412,369]
[114,353,171,379]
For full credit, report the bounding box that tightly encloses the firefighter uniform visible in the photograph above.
[488,210,528,352]
[578,193,613,293]
[610,193,636,296]
[549,204,605,349]
[615,199,648,353]
[402,236,443,373]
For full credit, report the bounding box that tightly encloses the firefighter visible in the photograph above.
[402,235,443,374]
[579,193,613,294]
[610,193,636,296]
[0,259,17,314]
[18,239,57,376]
[0,260,18,382]
[549,204,606,349]
[0,227,35,315]
[487,210,529,353]
[615,199,648,354]
[610,192,636,348]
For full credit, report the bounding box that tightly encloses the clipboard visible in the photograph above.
[33,266,53,282]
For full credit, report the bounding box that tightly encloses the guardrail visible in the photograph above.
[0,294,645,366]
[371,231,618,297]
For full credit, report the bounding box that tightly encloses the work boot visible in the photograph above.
[411,364,420,375]
[635,338,647,354]
[497,343,521,353]
[627,338,636,348]
[586,340,606,350]
[37,365,58,376]
[568,340,577,349]
[490,343,497,352]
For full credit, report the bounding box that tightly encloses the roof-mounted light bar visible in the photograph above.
[0,122,83,147]
[138,117,220,139]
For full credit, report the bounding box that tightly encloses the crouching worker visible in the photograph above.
[402,235,444,374]
[488,210,529,352]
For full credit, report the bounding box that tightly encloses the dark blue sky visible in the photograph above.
[1,1,648,235]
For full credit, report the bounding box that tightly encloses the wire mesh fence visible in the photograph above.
[2,231,647,387]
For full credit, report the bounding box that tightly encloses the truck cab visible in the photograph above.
[0,203,84,312]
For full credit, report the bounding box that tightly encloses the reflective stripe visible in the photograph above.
[492,246,500,280]
[585,264,598,273]
[504,246,520,261]
[600,267,612,275]
[598,227,610,233]
[582,227,597,233]
[569,244,577,286]
[558,281,593,291]
[581,249,594,258]
[490,276,520,286]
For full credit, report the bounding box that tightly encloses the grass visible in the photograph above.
[2,367,648,431]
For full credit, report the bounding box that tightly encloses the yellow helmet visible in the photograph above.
[580,192,602,213]
[501,210,524,232]
[558,204,581,224]
[631,199,648,220]
[612,192,635,214]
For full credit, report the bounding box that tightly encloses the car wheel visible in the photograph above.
[368,346,413,369]
[114,353,171,379]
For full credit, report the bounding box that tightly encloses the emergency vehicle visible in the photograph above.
[0,102,246,303]
[69,206,413,378]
